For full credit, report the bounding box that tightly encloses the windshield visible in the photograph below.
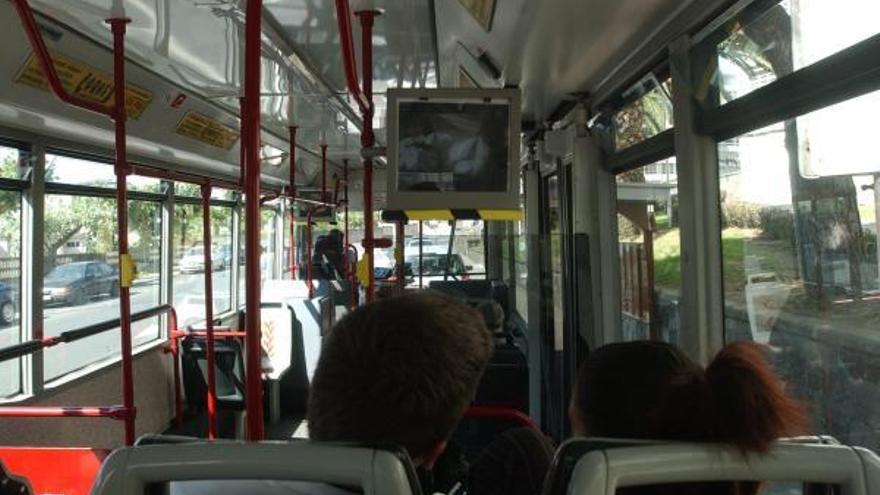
[45,264,86,282]
[184,248,204,257]
[406,254,461,275]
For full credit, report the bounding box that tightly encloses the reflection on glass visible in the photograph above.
[613,76,673,151]
[43,195,161,380]
[616,158,680,344]
[719,92,880,449]
[709,0,880,106]
[172,204,233,327]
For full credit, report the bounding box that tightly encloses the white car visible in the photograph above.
[179,247,225,273]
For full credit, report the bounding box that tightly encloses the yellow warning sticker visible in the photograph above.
[175,112,240,150]
[15,51,153,119]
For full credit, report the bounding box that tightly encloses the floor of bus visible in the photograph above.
[163,413,305,441]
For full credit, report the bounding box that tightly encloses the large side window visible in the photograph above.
[43,153,162,381]
[172,202,233,327]
[719,88,880,450]
[0,146,23,397]
[616,157,681,343]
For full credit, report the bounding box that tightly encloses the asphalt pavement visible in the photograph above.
[0,270,233,393]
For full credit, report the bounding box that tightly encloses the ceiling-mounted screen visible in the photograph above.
[386,88,521,211]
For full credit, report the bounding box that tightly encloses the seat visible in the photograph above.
[260,301,309,420]
[90,441,423,495]
[180,337,246,437]
[543,438,880,495]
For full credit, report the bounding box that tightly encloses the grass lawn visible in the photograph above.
[652,227,796,302]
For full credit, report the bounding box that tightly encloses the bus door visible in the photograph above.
[540,163,575,440]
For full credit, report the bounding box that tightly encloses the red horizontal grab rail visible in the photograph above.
[464,405,542,433]
[172,330,247,339]
[0,406,130,420]
[334,0,372,116]
[11,0,113,118]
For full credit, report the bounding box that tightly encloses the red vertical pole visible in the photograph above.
[356,9,379,303]
[289,126,298,279]
[200,183,218,439]
[396,220,405,291]
[239,97,247,188]
[169,308,183,429]
[320,143,328,202]
[243,0,265,441]
[109,16,136,447]
[306,208,314,298]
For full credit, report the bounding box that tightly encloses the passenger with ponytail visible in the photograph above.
[569,341,808,495]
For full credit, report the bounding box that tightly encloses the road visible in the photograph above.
[0,270,233,394]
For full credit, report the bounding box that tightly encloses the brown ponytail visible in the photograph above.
[572,341,808,451]
[705,342,808,453]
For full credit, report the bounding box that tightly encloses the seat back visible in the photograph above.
[181,337,245,407]
[90,441,422,495]
[545,438,880,495]
[0,447,110,495]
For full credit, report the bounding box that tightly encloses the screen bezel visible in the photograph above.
[386,88,522,211]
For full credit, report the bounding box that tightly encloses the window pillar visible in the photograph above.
[670,36,724,364]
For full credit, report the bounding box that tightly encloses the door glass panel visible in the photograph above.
[719,90,880,449]
[616,157,681,344]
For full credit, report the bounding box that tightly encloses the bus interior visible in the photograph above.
[0,0,879,494]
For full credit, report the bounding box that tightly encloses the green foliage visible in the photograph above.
[721,201,762,229]
[758,207,795,241]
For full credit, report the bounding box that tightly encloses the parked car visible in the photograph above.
[179,247,224,273]
[0,282,16,325]
[43,261,119,306]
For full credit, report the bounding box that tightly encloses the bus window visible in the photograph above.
[719,88,880,450]
[616,157,680,344]
[172,203,233,327]
[704,0,880,107]
[0,146,22,397]
[42,154,163,380]
[262,208,277,281]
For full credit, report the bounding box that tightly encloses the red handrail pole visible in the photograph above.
[396,220,405,291]
[200,183,218,439]
[0,406,129,419]
[306,208,314,299]
[109,16,136,447]
[289,126,298,279]
[333,0,371,115]
[355,9,379,303]
[168,308,183,429]
[11,0,113,117]
[464,405,541,433]
[320,144,328,201]
[243,0,265,441]
[239,97,247,187]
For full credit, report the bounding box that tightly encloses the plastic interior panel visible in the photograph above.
[259,303,294,381]
[0,448,109,495]
[566,442,877,495]
[90,441,419,495]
